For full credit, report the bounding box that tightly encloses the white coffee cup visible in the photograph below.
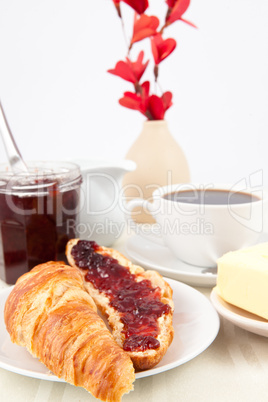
[126,183,268,267]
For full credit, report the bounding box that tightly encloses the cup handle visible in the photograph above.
[125,198,165,246]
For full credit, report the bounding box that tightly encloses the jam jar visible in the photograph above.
[0,161,82,284]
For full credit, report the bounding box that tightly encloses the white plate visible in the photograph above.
[210,289,268,337]
[0,279,219,381]
[125,235,217,287]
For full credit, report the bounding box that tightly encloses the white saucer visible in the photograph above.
[210,289,268,337]
[125,235,217,287]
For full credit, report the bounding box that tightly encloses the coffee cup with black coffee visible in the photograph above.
[126,183,267,267]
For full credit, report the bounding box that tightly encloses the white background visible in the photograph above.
[0,0,267,186]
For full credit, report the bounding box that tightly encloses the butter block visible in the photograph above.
[215,242,268,320]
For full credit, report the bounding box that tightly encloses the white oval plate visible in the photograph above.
[0,279,219,381]
[210,289,268,337]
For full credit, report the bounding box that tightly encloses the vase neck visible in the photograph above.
[142,120,170,136]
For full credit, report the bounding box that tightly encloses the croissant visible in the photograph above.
[4,261,135,402]
[66,239,174,371]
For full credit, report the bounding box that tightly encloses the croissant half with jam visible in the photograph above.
[4,261,135,402]
[66,239,174,371]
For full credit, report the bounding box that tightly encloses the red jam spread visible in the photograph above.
[71,240,171,352]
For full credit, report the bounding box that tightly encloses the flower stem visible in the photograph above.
[159,7,171,33]
[135,82,142,94]
[157,80,164,95]
[154,65,159,82]
[117,8,131,55]
[115,4,121,18]
[145,110,154,120]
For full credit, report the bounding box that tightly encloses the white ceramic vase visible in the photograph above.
[123,120,190,223]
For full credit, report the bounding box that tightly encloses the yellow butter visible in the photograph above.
[215,242,268,320]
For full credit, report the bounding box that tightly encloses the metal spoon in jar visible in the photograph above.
[0,100,28,172]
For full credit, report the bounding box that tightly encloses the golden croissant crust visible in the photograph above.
[4,261,135,402]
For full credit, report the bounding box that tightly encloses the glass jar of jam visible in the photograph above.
[0,161,82,284]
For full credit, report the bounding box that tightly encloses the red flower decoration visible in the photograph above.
[166,0,176,7]
[166,0,196,28]
[162,91,173,111]
[108,51,149,84]
[109,0,195,120]
[119,91,146,114]
[122,0,149,14]
[119,81,149,114]
[131,14,159,46]
[147,92,173,120]
[151,34,176,65]
[119,82,172,120]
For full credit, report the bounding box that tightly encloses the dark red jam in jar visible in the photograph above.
[71,240,171,352]
[0,162,82,284]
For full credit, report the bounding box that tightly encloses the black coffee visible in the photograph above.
[163,189,260,205]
